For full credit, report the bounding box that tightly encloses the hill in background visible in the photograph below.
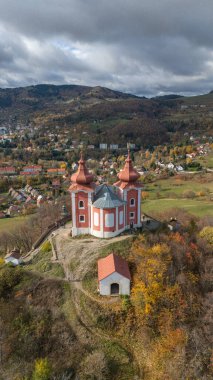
[0,84,213,147]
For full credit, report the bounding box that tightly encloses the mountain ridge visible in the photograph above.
[0,84,213,147]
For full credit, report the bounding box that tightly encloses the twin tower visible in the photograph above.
[69,152,142,238]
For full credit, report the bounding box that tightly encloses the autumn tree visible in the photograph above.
[32,358,52,380]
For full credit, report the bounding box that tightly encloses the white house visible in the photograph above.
[176,165,184,172]
[5,249,23,266]
[100,143,108,150]
[98,253,131,296]
[167,162,175,170]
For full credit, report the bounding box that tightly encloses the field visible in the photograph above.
[143,174,213,217]
[197,151,213,168]
[143,198,213,217]
[0,216,30,233]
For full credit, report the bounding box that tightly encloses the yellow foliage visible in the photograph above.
[145,150,150,159]
[196,191,205,197]
[32,358,52,380]
[199,226,213,244]
[142,191,149,199]
[0,258,4,267]
[131,240,174,317]
[144,329,187,380]
[60,162,67,169]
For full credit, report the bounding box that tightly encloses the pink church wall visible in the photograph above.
[75,191,89,228]
[127,189,138,225]
[93,207,100,231]
[103,208,116,232]
[118,205,125,229]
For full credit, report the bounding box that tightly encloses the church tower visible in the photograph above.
[114,151,142,228]
[69,154,96,236]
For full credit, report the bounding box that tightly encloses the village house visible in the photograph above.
[98,253,131,296]
[47,168,66,176]
[5,248,23,266]
[110,144,119,150]
[99,143,108,150]
[176,165,184,172]
[0,166,16,176]
[69,151,142,238]
[167,162,175,170]
[22,165,42,173]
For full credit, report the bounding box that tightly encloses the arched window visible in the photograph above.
[79,200,84,209]
[130,198,135,206]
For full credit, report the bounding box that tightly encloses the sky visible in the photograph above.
[0,0,213,96]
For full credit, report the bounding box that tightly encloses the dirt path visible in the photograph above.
[53,225,131,281]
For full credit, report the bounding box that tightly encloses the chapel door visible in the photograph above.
[111,283,119,295]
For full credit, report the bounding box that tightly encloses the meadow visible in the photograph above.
[142,198,213,217]
[0,215,30,233]
[143,174,213,217]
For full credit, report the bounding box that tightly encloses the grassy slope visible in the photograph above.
[0,215,30,233]
[142,198,213,217]
[143,175,213,217]
[25,245,64,278]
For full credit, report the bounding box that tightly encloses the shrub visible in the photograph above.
[196,191,206,197]
[0,257,4,267]
[32,358,52,380]
[0,266,23,298]
[78,351,109,380]
[40,241,51,253]
[183,190,196,199]
[199,227,213,244]
[142,191,149,200]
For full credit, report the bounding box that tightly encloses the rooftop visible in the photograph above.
[93,184,126,209]
[98,253,131,281]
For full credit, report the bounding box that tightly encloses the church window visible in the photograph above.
[105,213,114,227]
[79,215,85,222]
[119,211,124,224]
[94,212,99,226]
[79,200,84,209]
[130,212,134,219]
[130,198,135,206]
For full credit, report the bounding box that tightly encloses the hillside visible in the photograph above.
[0,215,212,380]
[1,84,213,148]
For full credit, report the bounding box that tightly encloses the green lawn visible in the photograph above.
[142,198,213,217]
[145,176,213,199]
[0,216,30,233]
[25,248,64,278]
[197,152,213,169]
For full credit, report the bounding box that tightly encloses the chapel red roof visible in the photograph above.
[70,153,94,185]
[117,151,140,183]
[98,253,131,281]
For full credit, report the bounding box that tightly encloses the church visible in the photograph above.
[69,152,142,238]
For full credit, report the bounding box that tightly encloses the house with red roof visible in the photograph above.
[98,253,131,296]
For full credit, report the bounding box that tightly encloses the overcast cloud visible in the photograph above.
[0,0,213,96]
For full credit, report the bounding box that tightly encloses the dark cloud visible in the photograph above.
[0,0,213,95]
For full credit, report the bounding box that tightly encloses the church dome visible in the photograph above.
[118,151,140,182]
[71,154,94,185]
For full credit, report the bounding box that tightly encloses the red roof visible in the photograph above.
[20,171,40,176]
[117,151,140,183]
[113,180,142,190]
[98,253,131,281]
[0,166,16,172]
[71,153,94,185]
